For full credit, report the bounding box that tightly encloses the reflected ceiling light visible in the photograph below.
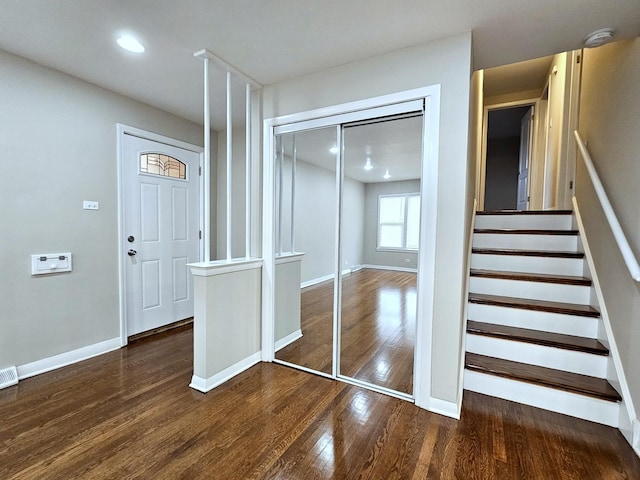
[329,146,338,154]
[364,158,373,171]
[117,34,145,53]
[383,169,390,180]
[584,28,615,48]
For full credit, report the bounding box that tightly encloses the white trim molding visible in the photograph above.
[429,397,461,420]
[189,352,261,393]
[17,337,121,380]
[360,264,417,274]
[275,329,303,352]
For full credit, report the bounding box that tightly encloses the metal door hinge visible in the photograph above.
[570,181,574,189]
[199,230,202,239]
[199,166,202,176]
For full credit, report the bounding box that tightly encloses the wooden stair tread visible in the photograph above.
[465,353,621,402]
[466,320,609,355]
[472,248,584,259]
[468,293,600,317]
[477,210,573,216]
[474,228,578,235]
[470,269,592,286]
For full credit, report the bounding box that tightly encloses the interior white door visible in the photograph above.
[123,134,200,336]
[517,107,533,211]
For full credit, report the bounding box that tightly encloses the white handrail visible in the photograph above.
[574,130,640,281]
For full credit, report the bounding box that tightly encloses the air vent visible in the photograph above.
[0,366,18,389]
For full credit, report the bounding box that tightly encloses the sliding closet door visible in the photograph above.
[338,114,422,396]
[273,126,338,376]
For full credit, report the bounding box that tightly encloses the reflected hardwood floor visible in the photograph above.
[2,326,639,479]
[276,268,415,394]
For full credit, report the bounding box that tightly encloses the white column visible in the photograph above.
[203,57,211,262]
[226,71,233,261]
[245,83,251,258]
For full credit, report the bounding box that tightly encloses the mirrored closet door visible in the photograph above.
[272,101,424,399]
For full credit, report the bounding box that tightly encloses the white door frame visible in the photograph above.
[116,124,204,346]
[478,98,540,211]
[262,85,441,409]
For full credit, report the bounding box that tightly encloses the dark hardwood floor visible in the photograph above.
[2,326,639,479]
[276,269,415,394]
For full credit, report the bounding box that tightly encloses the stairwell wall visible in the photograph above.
[576,37,640,423]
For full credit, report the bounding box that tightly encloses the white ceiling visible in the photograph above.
[281,115,423,184]
[1,1,638,128]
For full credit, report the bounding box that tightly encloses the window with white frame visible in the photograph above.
[377,193,420,251]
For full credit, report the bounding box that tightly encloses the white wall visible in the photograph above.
[263,32,473,406]
[0,49,204,369]
[542,53,568,209]
[576,38,640,412]
[363,180,420,269]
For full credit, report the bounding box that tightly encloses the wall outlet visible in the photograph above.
[83,200,99,210]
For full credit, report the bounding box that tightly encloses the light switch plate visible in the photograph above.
[83,201,99,210]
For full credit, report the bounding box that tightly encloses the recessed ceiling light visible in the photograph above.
[117,34,145,53]
[364,158,373,171]
[383,169,390,180]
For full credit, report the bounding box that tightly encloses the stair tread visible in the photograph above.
[470,269,592,286]
[468,293,600,317]
[474,228,578,235]
[465,353,621,402]
[467,320,609,355]
[477,210,573,215]
[472,248,585,259]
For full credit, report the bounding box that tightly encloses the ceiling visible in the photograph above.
[1,1,638,128]
[280,115,423,184]
[483,55,554,99]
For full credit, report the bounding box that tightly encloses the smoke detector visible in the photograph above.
[584,28,615,48]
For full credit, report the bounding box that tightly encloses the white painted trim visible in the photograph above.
[301,273,334,289]
[18,338,121,380]
[262,85,442,405]
[633,418,640,457]
[478,99,539,211]
[414,86,441,410]
[573,197,638,444]
[275,252,305,265]
[275,329,303,352]
[360,264,418,273]
[457,199,477,417]
[429,397,461,420]
[116,124,204,347]
[270,88,431,130]
[188,258,263,277]
[465,369,619,427]
[189,352,261,393]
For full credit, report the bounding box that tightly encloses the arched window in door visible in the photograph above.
[140,153,186,179]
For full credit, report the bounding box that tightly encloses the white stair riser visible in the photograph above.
[464,370,619,427]
[468,303,599,338]
[473,233,578,251]
[471,253,584,277]
[475,215,572,230]
[469,277,591,305]
[466,334,607,377]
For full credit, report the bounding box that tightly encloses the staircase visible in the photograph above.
[464,210,622,427]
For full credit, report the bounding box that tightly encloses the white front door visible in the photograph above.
[517,107,533,211]
[122,133,201,336]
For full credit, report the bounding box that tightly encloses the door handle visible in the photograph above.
[128,249,137,256]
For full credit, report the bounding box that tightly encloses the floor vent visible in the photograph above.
[0,366,18,389]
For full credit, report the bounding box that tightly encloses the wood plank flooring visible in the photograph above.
[276,269,415,394]
[1,326,639,479]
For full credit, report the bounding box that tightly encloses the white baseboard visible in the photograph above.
[189,351,261,393]
[633,419,640,457]
[17,337,121,380]
[361,264,418,273]
[429,396,461,419]
[275,329,302,352]
[301,273,334,289]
